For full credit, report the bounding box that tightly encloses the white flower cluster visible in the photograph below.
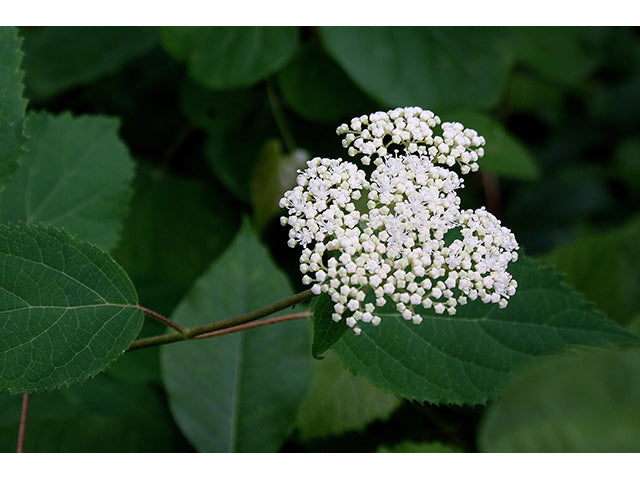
[336,106,485,175]
[280,108,519,335]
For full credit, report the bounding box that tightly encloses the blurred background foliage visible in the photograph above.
[2,26,639,452]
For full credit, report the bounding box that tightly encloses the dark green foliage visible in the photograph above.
[161,221,311,452]
[21,27,158,101]
[0,26,638,453]
[479,347,640,452]
[160,27,298,89]
[0,374,180,452]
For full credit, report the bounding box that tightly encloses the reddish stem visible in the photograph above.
[193,312,310,340]
[16,393,30,453]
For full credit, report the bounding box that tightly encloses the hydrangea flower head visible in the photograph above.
[280,107,518,335]
[336,106,485,175]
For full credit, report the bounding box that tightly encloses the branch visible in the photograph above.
[135,305,187,336]
[127,289,315,352]
[193,312,310,340]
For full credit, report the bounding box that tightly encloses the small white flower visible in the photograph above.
[280,109,518,335]
[336,107,486,175]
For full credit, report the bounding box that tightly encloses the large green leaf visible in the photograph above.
[0,223,143,394]
[441,111,540,180]
[510,27,599,85]
[504,165,615,254]
[330,255,638,405]
[108,165,241,385]
[179,78,259,133]
[543,217,640,326]
[161,220,311,452]
[21,26,158,100]
[0,26,27,189]
[0,374,179,452]
[479,347,640,452]
[504,71,566,126]
[319,27,510,110]
[0,111,134,251]
[296,350,401,441]
[276,39,378,123]
[160,27,298,89]
[203,97,277,202]
[112,164,240,315]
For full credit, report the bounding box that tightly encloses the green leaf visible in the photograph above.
[204,99,277,202]
[180,78,259,133]
[109,165,241,385]
[378,440,462,453]
[160,27,299,90]
[319,27,510,111]
[21,26,158,100]
[112,164,241,315]
[331,255,638,406]
[504,71,566,126]
[0,111,135,251]
[276,39,378,123]
[161,219,311,452]
[297,350,401,441]
[0,26,28,189]
[0,223,143,394]
[479,347,640,452]
[543,217,640,325]
[510,27,599,85]
[441,111,540,180]
[0,374,179,452]
[251,139,309,231]
[311,293,350,360]
[504,165,615,253]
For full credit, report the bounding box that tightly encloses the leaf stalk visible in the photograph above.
[127,289,315,352]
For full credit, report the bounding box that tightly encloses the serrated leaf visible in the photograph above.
[0,223,143,394]
[319,27,510,110]
[543,217,640,325]
[21,26,158,100]
[0,26,28,189]
[0,374,178,452]
[0,111,134,251]
[479,347,640,452]
[331,255,638,406]
[297,350,401,441]
[311,293,350,360]
[441,111,540,180]
[161,219,311,452]
[160,27,298,90]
